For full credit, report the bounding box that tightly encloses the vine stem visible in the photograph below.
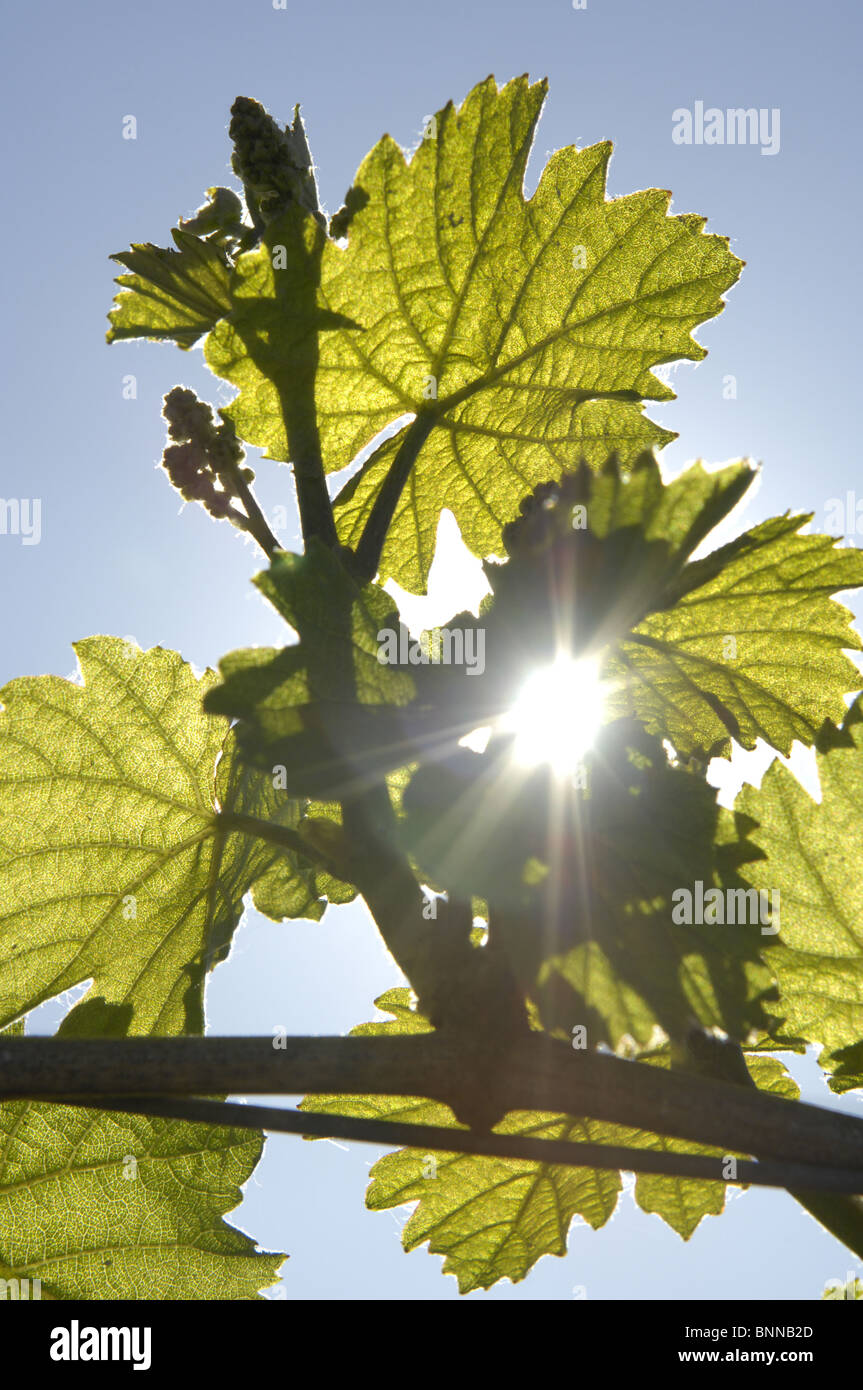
[226,465,282,558]
[291,443,339,549]
[339,787,451,1018]
[353,412,436,580]
[215,811,346,881]
[52,1096,863,1199]
[688,1034,863,1265]
[241,183,267,239]
[4,1033,863,1180]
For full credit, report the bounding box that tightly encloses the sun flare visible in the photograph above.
[501,656,606,776]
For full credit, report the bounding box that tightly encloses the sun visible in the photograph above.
[500,656,606,776]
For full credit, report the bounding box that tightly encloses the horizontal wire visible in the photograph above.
[56,1093,863,1194]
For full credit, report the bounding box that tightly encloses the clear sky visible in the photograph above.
[2,0,863,1300]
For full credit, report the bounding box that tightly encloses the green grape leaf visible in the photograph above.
[302,992,797,1288]
[455,455,863,762]
[615,514,863,758]
[402,719,775,1048]
[206,455,863,818]
[623,1052,798,1238]
[0,638,338,1037]
[107,228,233,349]
[205,75,741,592]
[0,1072,282,1299]
[301,990,621,1293]
[403,453,758,735]
[217,458,863,804]
[722,699,863,1088]
[331,405,671,595]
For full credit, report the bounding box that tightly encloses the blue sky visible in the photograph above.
[2,0,863,1299]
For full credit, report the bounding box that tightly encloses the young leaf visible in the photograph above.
[722,698,863,1089]
[107,229,234,349]
[0,638,337,1036]
[205,75,742,591]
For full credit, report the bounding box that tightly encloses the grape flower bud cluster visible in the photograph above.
[161,388,254,520]
[229,95,325,229]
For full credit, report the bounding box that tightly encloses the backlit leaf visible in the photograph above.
[107,228,233,350]
[0,1029,282,1301]
[0,638,337,1037]
[722,699,863,1089]
[205,75,741,590]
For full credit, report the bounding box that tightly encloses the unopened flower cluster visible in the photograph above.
[161,388,253,520]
